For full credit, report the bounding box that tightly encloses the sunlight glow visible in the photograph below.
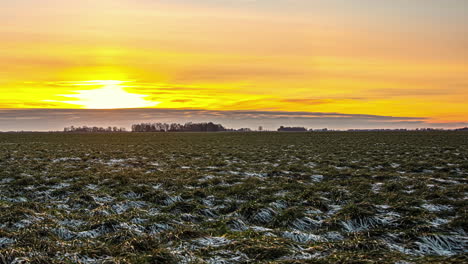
[1,1,467,124]
[71,80,126,86]
[60,81,159,109]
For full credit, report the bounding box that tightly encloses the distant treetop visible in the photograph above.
[277,126,307,132]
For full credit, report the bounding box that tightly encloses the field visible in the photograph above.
[0,132,467,263]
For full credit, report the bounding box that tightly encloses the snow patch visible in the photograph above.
[0,237,15,247]
[415,235,467,256]
[283,231,326,243]
[311,174,324,182]
[194,237,232,247]
[421,204,453,212]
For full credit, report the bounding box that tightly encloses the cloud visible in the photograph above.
[1,108,461,132]
[279,98,366,105]
[176,66,309,82]
[171,99,193,103]
[424,122,468,128]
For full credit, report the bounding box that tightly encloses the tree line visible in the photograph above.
[64,126,127,132]
[131,122,226,132]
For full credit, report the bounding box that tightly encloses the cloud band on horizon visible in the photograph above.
[0,108,465,132]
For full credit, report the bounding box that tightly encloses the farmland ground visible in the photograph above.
[0,132,467,263]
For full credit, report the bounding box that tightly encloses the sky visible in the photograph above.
[1,0,467,130]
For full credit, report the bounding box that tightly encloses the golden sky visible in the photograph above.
[1,0,467,126]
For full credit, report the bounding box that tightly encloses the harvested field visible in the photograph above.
[0,132,467,263]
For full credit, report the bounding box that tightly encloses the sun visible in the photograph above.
[58,80,159,109]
